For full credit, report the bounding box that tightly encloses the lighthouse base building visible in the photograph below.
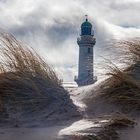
[75,16,97,86]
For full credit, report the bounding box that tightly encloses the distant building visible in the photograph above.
[75,16,97,86]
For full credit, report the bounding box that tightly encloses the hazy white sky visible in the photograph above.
[0,0,140,81]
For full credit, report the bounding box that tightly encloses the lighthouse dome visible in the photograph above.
[81,20,92,28]
[81,18,92,36]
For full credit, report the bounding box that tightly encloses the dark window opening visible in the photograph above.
[88,70,90,75]
[88,48,90,53]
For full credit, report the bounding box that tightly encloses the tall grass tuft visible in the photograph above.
[102,38,140,110]
[0,33,61,113]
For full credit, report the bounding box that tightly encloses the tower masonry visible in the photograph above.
[75,16,97,86]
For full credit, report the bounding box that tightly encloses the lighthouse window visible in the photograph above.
[88,48,91,53]
[88,70,90,76]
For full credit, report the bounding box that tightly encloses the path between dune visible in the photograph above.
[0,84,109,140]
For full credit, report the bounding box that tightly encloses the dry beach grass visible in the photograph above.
[78,116,135,140]
[0,33,60,112]
[0,33,79,126]
[102,38,140,111]
[92,39,140,140]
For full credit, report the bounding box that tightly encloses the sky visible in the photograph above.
[0,0,140,82]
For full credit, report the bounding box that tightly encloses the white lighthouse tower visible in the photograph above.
[75,16,97,86]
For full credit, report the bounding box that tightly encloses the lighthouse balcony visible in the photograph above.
[77,36,96,45]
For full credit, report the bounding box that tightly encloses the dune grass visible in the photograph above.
[96,116,135,140]
[106,115,135,128]
[75,116,135,140]
[102,38,140,110]
[0,33,61,115]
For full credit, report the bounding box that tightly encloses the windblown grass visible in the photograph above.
[102,38,140,110]
[75,116,135,140]
[106,116,135,128]
[0,33,61,115]
[96,116,135,140]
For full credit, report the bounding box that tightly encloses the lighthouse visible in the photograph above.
[75,16,97,86]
